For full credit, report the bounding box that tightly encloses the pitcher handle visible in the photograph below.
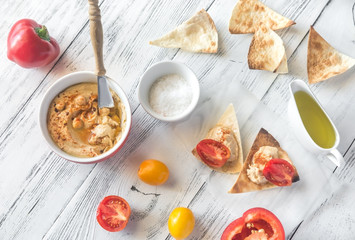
[326,149,344,167]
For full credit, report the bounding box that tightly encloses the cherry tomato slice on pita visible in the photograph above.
[196,139,230,168]
[263,159,295,186]
[221,207,285,240]
[96,195,131,232]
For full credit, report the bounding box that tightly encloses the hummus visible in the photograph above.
[47,83,126,158]
[246,146,279,184]
[206,125,239,166]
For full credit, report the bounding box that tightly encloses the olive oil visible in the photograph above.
[294,91,336,149]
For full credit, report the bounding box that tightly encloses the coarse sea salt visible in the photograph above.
[149,74,193,117]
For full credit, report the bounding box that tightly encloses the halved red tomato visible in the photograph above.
[96,195,131,232]
[221,208,285,240]
[263,159,295,186]
[196,139,230,168]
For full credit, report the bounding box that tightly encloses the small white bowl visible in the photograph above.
[138,61,200,122]
[39,71,132,164]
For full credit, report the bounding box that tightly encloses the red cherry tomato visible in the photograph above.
[96,195,131,232]
[221,208,285,240]
[196,139,230,168]
[7,19,60,68]
[263,159,295,186]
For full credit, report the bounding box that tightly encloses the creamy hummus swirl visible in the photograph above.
[47,83,126,158]
[247,146,279,184]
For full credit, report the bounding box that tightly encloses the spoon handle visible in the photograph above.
[88,0,106,76]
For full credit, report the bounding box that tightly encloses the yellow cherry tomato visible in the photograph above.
[138,159,169,185]
[168,207,195,240]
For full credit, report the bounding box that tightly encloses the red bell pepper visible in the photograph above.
[221,208,285,240]
[7,19,60,68]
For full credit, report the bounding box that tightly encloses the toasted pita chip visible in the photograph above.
[229,0,295,34]
[307,27,355,84]
[229,128,299,193]
[192,104,243,173]
[149,9,218,53]
[275,54,288,73]
[248,27,286,72]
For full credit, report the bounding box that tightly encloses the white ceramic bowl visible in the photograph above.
[138,61,200,122]
[39,71,132,164]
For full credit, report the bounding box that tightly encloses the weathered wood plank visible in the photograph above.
[260,0,355,157]
[0,0,350,239]
[168,0,331,99]
[0,0,93,135]
[0,0,215,238]
[42,106,211,239]
[291,141,355,239]
[336,139,355,183]
[177,91,338,238]
[260,1,355,238]
[43,72,333,239]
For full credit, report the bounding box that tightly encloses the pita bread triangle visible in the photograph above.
[192,104,243,174]
[307,26,355,84]
[275,54,288,73]
[229,0,295,34]
[248,27,287,73]
[149,9,218,53]
[229,128,299,193]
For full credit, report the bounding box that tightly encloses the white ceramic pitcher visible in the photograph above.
[288,79,344,166]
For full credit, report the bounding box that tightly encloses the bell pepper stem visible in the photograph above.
[35,25,50,41]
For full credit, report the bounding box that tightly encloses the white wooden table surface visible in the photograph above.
[1,0,354,239]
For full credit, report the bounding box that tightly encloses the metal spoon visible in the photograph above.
[88,0,114,108]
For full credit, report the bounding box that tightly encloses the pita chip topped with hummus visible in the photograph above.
[307,26,355,84]
[192,104,243,174]
[229,0,295,34]
[229,128,299,194]
[248,27,288,73]
[149,9,218,53]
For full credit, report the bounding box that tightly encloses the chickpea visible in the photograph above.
[86,111,97,120]
[99,107,110,116]
[55,101,65,111]
[75,95,87,106]
[88,134,101,145]
[88,135,95,144]
[92,101,98,110]
[72,117,83,129]
[111,115,120,123]
[101,136,112,147]
[90,94,98,101]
